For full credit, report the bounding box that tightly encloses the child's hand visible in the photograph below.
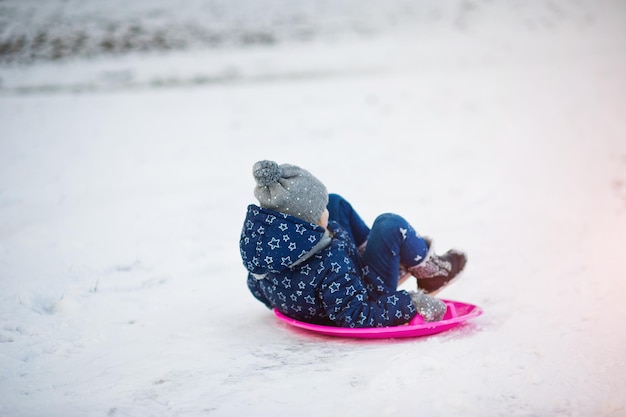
[410,291,447,322]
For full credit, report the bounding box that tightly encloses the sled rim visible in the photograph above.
[273,299,483,339]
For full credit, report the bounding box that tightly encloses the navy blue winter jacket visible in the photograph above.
[240,204,418,327]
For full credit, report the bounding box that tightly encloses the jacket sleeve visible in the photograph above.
[318,257,418,328]
[247,274,273,309]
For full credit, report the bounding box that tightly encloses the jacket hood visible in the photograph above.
[239,204,327,276]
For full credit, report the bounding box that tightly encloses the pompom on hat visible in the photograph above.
[252,160,329,224]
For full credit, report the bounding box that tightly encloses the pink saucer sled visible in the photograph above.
[274,299,482,339]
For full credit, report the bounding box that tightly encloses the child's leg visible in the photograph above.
[327,193,370,247]
[363,213,429,293]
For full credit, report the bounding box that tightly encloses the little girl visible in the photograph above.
[239,160,467,328]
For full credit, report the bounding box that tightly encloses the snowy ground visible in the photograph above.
[0,0,614,64]
[2,1,626,416]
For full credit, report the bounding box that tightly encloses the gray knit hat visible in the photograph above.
[252,160,329,224]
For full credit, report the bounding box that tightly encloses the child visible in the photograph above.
[239,160,467,328]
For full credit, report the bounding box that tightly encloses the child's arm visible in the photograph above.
[318,261,418,327]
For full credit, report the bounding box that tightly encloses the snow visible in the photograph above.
[2,1,626,416]
[0,0,615,63]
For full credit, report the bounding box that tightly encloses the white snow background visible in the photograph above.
[1,1,626,416]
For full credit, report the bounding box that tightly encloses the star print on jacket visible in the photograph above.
[239,204,417,327]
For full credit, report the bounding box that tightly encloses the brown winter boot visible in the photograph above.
[408,249,467,295]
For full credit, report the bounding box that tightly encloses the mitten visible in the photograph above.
[410,291,447,322]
